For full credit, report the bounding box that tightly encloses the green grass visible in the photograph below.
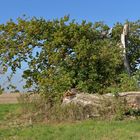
[0,104,19,121]
[0,104,140,140]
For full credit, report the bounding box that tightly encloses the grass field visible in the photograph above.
[0,104,140,140]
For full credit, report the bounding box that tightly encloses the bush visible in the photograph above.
[119,73,140,92]
[105,72,140,94]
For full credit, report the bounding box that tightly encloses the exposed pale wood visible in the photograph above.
[120,23,131,75]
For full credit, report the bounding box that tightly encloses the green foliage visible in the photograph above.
[105,71,140,94]
[0,85,4,95]
[119,73,140,92]
[0,16,140,100]
[126,109,140,117]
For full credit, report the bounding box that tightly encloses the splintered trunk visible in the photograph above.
[121,24,131,75]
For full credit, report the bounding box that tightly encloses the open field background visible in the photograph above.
[0,93,20,104]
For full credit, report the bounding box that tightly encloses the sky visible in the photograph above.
[0,0,140,25]
[0,0,140,92]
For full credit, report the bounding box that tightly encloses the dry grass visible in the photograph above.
[0,93,20,104]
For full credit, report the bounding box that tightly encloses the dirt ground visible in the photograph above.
[0,93,20,104]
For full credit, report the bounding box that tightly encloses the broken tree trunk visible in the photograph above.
[121,23,131,75]
[62,91,140,110]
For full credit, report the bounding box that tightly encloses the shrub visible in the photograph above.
[119,73,140,92]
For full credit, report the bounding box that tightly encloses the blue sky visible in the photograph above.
[0,0,140,25]
[0,0,140,92]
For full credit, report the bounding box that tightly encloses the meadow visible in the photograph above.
[0,104,140,140]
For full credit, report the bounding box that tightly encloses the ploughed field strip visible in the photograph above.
[0,93,20,104]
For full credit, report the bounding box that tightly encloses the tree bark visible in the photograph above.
[121,24,131,75]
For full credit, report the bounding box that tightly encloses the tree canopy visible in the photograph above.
[0,16,140,97]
